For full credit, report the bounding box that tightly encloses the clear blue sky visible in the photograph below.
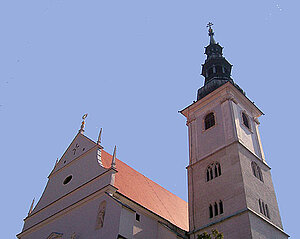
[1,0,298,238]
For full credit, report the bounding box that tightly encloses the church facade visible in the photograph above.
[17,25,288,239]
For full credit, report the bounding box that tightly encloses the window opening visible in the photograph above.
[63,175,72,185]
[136,213,140,222]
[209,205,213,218]
[259,199,262,213]
[215,165,218,177]
[214,202,218,216]
[216,65,222,73]
[262,202,266,216]
[252,161,263,182]
[206,169,210,182]
[265,204,270,218]
[218,163,221,176]
[219,201,223,214]
[242,112,250,129]
[204,112,215,130]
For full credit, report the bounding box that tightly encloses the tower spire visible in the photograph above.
[197,23,245,100]
[111,145,117,169]
[79,113,88,134]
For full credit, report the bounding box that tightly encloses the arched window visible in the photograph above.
[210,167,213,180]
[219,201,223,214]
[251,162,257,177]
[265,204,270,218]
[251,161,263,182]
[242,112,250,130]
[259,199,262,213]
[204,112,215,130]
[262,201,266,216]
[214,164,218,177]
[215,162,221,177]
[206,162,221,182]
[214,202,218,216]
[206,169,210,182]
[257,166,263,182]
[259,199,271,219]
[209,204,213,218]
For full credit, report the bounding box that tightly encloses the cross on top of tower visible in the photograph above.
[206,22,216,44]
[206,22,213,28]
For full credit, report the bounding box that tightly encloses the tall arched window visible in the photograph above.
[206,169,210,182]
[242,112,250,130]
[214,164,218,177]
[214,202,218,216]
[259,199,270,219]
[219,201,223,214]
[257,166,263,182]
[251,161,263,182]
[265,204,270,218]
[204,112,215,130]
[206,162,221,182]
[259,199,262,213]
[209,204,213,218]
[209,201,224,218]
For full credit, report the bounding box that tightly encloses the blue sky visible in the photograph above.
[1,0,298,238]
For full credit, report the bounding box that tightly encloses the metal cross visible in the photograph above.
[207,22,214,28]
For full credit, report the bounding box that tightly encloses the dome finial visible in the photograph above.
[206,22,216,45]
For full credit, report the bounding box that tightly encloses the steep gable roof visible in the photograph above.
[101,150,189,231]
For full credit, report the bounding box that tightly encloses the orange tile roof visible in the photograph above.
[101,150,189,231]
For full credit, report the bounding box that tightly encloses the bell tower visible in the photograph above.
[180,23,288,239]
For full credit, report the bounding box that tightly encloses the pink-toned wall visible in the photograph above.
[20,194,122,239]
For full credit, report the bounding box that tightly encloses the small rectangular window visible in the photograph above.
[136,213,140,221]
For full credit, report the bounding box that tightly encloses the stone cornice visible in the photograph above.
[186,140,270,170]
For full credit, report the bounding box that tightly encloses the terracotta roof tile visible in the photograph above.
[101,150,189,231]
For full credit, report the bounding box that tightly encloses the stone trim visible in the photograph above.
[186,140,270,170]
[188,207,289,237]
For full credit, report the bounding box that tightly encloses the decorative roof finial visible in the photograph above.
[28,198,35,215]
[97,128,102,145]
[206,22,216,45]
[111,145,117,169]
[79,113,88,134]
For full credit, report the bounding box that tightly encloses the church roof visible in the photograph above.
[101,150,189,231]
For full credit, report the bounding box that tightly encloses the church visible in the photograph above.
[17,24,289,239]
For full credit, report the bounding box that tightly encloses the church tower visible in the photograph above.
[180,23,288,239]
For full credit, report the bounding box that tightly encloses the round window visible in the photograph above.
[63,175,72,185]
